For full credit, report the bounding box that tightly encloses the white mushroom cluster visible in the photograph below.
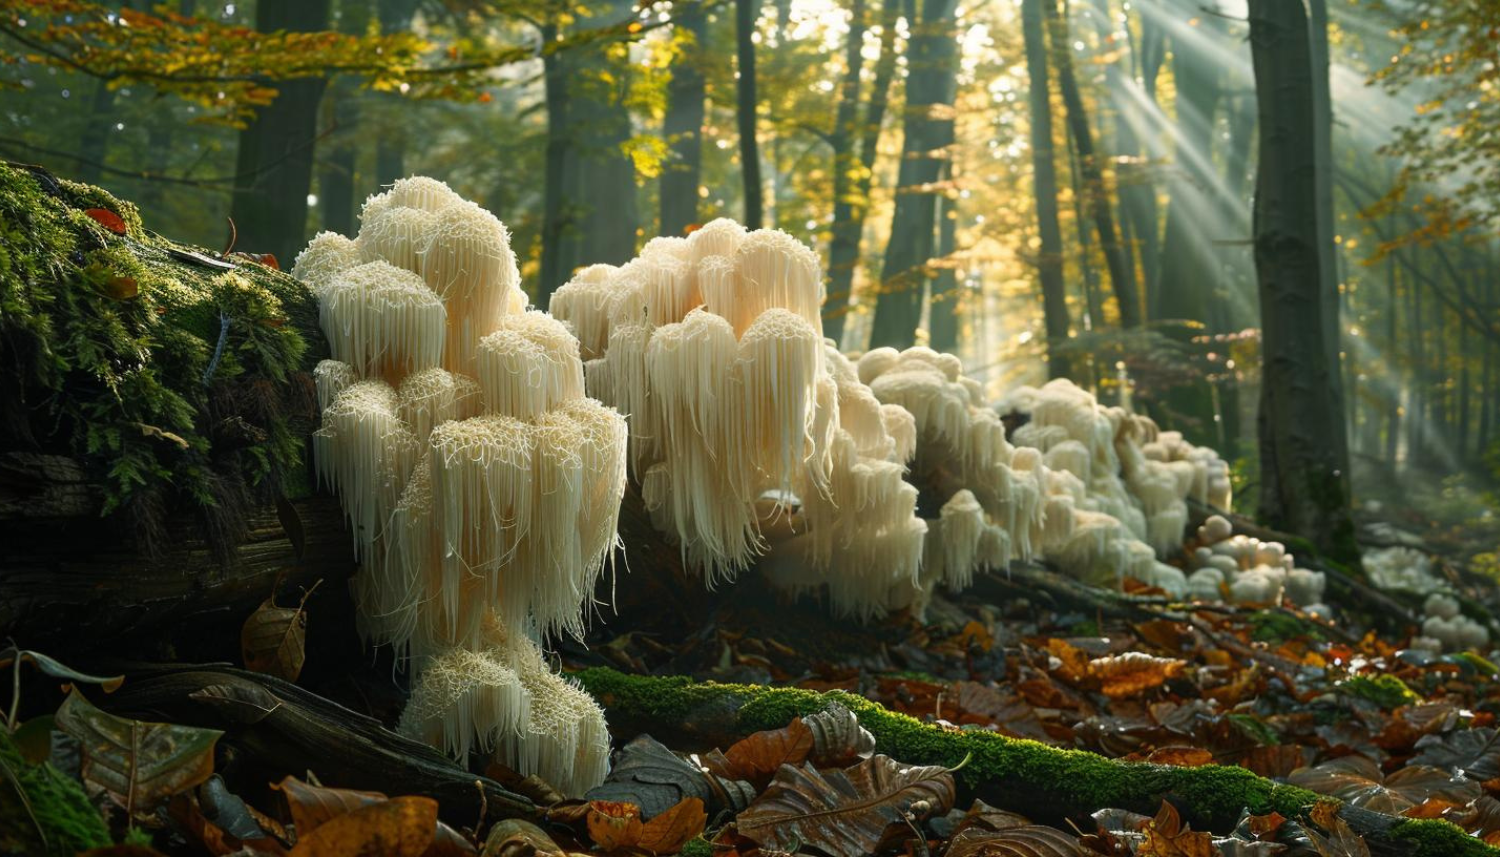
[1187,515,1327,612]
[551,221,928,618]
[293,177,624,796]
[1415,593,1490,653]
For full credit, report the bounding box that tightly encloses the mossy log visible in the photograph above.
[573,667,1500,857]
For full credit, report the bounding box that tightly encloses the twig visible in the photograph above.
[203,313,232,388]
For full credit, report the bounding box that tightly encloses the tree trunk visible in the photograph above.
[1153,3,1223,325]
[539,0,641,307]
[659,7,708,237]
[1308,0,1340,377]
[824,0,900,347]
[228,0,333,266]
[1247,0,1357,563]
[736,0,765,230]
[1021,0,1071,379]
[1046,0,1139,328]
[868,0,959,349]
[375,0,418,188]
[927,164,960,353]
[317,0,371,237]
[822,0,869,345]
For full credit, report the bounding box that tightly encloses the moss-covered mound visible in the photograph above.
[0,164,323,550]
[0,728,111,856]
[575,667,1500,857]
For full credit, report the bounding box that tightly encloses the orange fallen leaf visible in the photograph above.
[637,797,707,854]
[288,795,436,856]
[586,801,643,852]
[84,207,127,235]
[1090,652,1186,698]
[1146,747,1214,768]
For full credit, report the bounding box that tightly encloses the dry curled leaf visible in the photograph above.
[804,703,877,766]
[288,795,437,857]
[1139,801,1215,857]
[637,797,707,854]
[0,647,124,693]
[707,718,815,787]
[585,801,643,852]
[242,583,319,683]
[735,754,955,857]
[272,775,385,836]
[588,734,753,819]
[1089,652,1187,699]
[54,689,222,816]
[1288,755,1480,814]
[947,823,1085,857]
[481,819,565,857]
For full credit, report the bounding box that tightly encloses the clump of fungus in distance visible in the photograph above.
[296,177,625,797]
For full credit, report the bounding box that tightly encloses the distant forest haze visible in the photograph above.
[3,0,1499,556]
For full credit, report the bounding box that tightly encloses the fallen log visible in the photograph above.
[573,667,1497,857]
[97,664,539,827]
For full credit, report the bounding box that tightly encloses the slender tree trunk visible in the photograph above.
[1407,255,1425,466]
[539,0,641,306]
[1068,125,1105,335]
[1154,4,1223,325]
[822,0,869,344]
[1046,0,1139,327]
[1021,0,1071,378]
[375,0,418,187]
[1247,0,1356,562]
[824,0,900,346]
[229,0,332,266]
[1383,261,1400,465]
[540,23,575,300]
[869,0,959,349]
[1308,0,1339,375]
[736,0,764,230]
[317,0,371,237]
[660,7,708,237]
[928,163,960,353]
[1480,249,1497,458]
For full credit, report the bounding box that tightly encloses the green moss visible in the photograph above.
[0,729,111,856]
[677,839,715,857]
[575,668,1500,855]
[1389,817,1500,857]
[1248,611,1325,643]
[0,164,321,540]
[1341,674,1420,710]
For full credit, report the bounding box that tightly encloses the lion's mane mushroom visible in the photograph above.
[298,177,623,795]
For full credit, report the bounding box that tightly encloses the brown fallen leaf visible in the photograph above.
[636,797,707,854]
[1288,755,1480,814]
[706,718,815,787]
[1139,800,1214,857]
[54,689,222,816]
[802,703,877,766]
[83,207,128,235]
[481,819,566,857]
[735,754,955,857]
[947,823,1085,857]
[1089,652,1187,699]
[288,795,437,857]
[273,775,386,837]
[242,582,320,683]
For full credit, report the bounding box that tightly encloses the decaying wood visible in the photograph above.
[0,490,353,656]
[98,664,539,827]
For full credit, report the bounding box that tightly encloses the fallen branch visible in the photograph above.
[573,667,1498,857]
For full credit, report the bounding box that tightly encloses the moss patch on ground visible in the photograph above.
[0,729,110,856]
[574,667,1500,857]
[0,164,323,550]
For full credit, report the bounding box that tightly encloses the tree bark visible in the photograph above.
[375,0,418,188]
[228,0,333,266]
[735,0,765,230]
[1021,0,1071,378]
[869,0,959,349]
[539,0,641,307]
[1045,0,1139,328]
[821,0,869,345]
[1152,1,1222,326]
[316,0,372,238]
[824,0,900,347]
[1247,0,1357,563]
[927,163,960,353]
[659,6,708,237]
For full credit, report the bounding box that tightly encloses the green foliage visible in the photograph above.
[0,729,111,857]
[0,164,319,541]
